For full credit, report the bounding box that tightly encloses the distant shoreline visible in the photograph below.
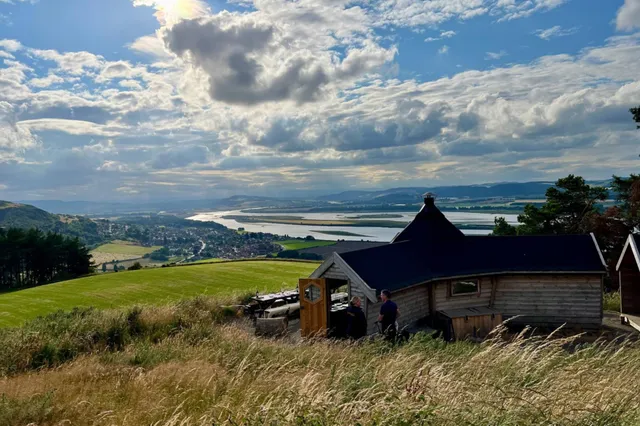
[222,215,495,231]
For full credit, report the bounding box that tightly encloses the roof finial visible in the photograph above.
[423,192,435,205]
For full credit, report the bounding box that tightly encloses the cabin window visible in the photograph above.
[304,284,322,303]
[451,279,480,296]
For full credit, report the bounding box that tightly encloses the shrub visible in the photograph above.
[128,262,143,271]
[603,291,621,312]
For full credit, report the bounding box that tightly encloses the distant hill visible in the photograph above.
[0,201,102,245]
[316,182,557,204]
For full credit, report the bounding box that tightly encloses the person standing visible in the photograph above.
[378,289,399,338]
[346,296,367,340]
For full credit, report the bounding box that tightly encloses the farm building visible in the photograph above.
[617,234,640,331]
[300,194,607,339]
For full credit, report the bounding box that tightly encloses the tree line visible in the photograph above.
[0,227,93,290]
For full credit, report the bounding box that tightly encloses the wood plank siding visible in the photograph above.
[492,274,602,327]
[365,286,430,334]
[619,249,640,315]
[322,264,348,281]
[432,277,492,312]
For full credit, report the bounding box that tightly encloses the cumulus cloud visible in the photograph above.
[0,101,38,153]
[28,73,65,88]
[617,0,640,31]
[438,45,450,55]
[28,49,104,75]
[0,39,22,52]
[534,25,579,40]
[163,13,394,105]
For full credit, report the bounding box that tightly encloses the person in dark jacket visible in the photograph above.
[378,289,399,339]
[346,296,367,340]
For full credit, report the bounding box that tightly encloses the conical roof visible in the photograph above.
[392,193,464,244]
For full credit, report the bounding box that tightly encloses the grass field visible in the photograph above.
[90,241,163,265]
[1,300,640,425]
[278,239,336,250]
[0,261,317,327]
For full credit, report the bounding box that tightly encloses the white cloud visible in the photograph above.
[163,11,395,105]
[617,0,640,31]
[28,73,65,88]
[424,30,457,43]
[494,0,569,22]
[29,49,104,75]
[17,119,121,137]
[128,34,173,59]
[0,39,22,52]
[0,101,38,153]
[438,45,449,55]
[119,79,144,90]
[1,2,639,199]
[485,50,507,60]
[534,25,579,40]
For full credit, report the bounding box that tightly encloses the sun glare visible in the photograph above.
[150,0,207,25]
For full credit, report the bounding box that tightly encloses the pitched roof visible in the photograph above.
[335,196,606,293]
[392,194,464,243]
[616,234,640,271]
[339,235,605,293]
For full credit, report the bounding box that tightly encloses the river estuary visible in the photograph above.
[188,210,519,242]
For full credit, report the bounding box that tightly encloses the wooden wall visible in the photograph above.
[319,260,603,333]
[619,250,640,315]
[432,277,492,312]
[492,274,602,327]
[365,286,430,335]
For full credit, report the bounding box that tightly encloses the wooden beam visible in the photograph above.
[489,276,497,308]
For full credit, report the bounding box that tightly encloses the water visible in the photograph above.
[188,210,519,242]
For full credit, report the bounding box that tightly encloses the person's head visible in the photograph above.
[381,289,391,302]
[350,296,361,308]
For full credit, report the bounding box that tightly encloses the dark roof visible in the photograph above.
[340,234,605,294]
[392,196,464,243]
[634,234,640,249]
[299,241,386,260]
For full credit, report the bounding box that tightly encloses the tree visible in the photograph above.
[113,262,118,272]
[102,263,107,273]
[491,217,517,236]
[516,175,607,235]
[631,106,640,129]
[128,262,143,271]
[0,228,93,290]
[611,174,640,230]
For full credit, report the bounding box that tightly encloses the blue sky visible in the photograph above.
[0,0,639,201]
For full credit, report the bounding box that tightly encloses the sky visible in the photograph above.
[0,0,639,202]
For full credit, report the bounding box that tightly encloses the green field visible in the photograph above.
[278,239,336,250]
[0,261,317,327]
[92,242,162,256]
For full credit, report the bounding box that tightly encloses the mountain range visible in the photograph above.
[18,180,613,215]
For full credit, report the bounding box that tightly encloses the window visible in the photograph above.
[451,279,479,296]
[304,284,322,303]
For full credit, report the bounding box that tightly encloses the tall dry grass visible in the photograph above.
[1,298,640,425]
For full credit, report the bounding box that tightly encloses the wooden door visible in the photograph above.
[299,278,327,338]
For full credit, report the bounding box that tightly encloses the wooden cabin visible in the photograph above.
[300,194,607,338]
[616,234,640,331]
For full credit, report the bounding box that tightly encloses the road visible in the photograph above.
[178,239,206,264]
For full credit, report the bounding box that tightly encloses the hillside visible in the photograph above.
[0,296,639,425]
[0,260,317,327]
[0,200,102,245]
